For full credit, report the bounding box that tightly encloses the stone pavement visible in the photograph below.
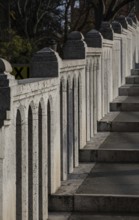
[49,213,139,220]
[49,70,139,219]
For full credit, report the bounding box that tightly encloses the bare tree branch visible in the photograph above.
[105,0,134,21]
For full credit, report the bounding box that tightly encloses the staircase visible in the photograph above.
[48,69,139,219]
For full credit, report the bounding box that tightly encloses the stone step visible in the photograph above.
[49,195,139,213]
[110,96,139,111]
[131,69,139,75]
[135,64,139,69]
[80,132,139,162]
[49,163,139,213]
[119,84,139,96]
[97,112,139,132]
[126,76,139,84]
[49,212,71,220]
[80,149,139,163]
[48,212,139,220]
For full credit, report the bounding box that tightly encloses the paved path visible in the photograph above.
[49,71,139,218]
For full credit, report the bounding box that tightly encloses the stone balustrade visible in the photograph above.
[0,14,139,220]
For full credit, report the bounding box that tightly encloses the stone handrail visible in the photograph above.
[0,14,139,220]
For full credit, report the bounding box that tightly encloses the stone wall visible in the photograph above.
[0,14,139,220]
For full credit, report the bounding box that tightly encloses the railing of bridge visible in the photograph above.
[0,13,139,220]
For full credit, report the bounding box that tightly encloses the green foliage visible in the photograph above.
[0,29,36,64]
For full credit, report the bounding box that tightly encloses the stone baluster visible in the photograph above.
[22,115,28,220]
[60,78,68,180]
[86,59,91,140]
[32,105,39,220]
[93,57,97,134]
[67,76,74,173]
[41,106,47,220]
[73,74,79,167]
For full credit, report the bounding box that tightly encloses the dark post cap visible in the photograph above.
[112,21,122,34]
[63,31,86,59]
[126,17,134,26]
[129,13,138,24]
[100,22,113,40]
[30,47,60,78]
[116,16,128,29]
[85,29,103,48]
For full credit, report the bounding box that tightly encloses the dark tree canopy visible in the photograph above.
[85,0,135,29]
[0,0,136,62]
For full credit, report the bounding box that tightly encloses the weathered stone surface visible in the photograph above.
[49,212,139,220]
[49,212,71,220]
[119,85,139,96]
[100,22,114,40]
[98,112,139,132]
[111,21,122,34]
[110,96,139,111]
[49,195,74,212]
[74,195,139,213]
[30,47,60,77]
[126,76,139,84]
[129,13,138,24]
[63,31,86,59]
[49,162,139,212]
[126,17,133,26]
[0,59,12,128]
[80,132,139,162]
[0,58,12,73]
[85,29,103,48]
[80,148,139,163]
[69,213,139,220]
[116,16,128,29]
[1,12,139,220]
[131,69,139,75]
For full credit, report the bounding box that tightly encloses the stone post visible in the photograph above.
[63,31,86,172]
[116,16,129,77]
[127,16,136,68]
[85,29,103,137]
[112,21,123,96]
[129,13,139,65]
[116,15,128,29]
[100,22,113,113]
[0,58,14,220]
[30,47,60,78]
[63,31,86,59]
[112,21,123,34]
[30,48,61,216]
[129,13,138,25]
[100,22,114,41]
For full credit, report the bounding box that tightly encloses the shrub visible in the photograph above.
[0,29,35,64]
